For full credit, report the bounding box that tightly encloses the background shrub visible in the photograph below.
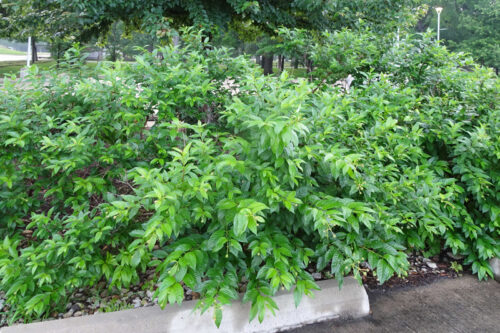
[0,30,498,326]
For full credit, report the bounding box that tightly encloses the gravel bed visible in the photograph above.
[362,251,465,291]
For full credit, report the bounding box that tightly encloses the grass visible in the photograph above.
[0,60,103,78]
[0,60,56,77]
[0,46,26,55]
[272,66,308,78]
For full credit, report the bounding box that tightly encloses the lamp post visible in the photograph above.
[435,7,443,41]
[27,36,32,67]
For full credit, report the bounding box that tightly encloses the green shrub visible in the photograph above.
[0,30,498,326]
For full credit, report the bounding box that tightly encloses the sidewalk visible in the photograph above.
[288,275,500,333]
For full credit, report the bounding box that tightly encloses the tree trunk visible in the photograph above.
[110,47,117,62]
[293,58,299,69]
[262,54,274,75]
[278,55,285,72]
[31,37,38,63]
[56,42,60,68]
[305,56,313,73]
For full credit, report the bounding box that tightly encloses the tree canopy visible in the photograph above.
[0,0,82,41]
[3,0,422,41]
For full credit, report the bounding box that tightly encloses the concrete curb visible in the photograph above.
[491,258,500,282]
[1,277,369,333]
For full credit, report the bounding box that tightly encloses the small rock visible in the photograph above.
[185,289,192,296]
[74,293,83,298]
[132,298,141,308]
[71,303,82,312]
[426,262,438,269]
[63,309,74,318]
[73,311,82,317]
[146,290,154,300]
[312,272,322,280]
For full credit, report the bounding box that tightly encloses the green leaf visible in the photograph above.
[233,213,248,236]
[131,250,142,267]
[376,259,394,284]
[214,307,223,328]
[183,252,197,269]
[293,281,304,307]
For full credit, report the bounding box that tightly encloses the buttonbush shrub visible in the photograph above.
[0,30,498,326]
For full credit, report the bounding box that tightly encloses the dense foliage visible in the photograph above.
[417,0,499,72]
[0,30,499,327]
[55,0,420,34]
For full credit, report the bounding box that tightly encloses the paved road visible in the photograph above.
[0,55,27,61]
[0,54,51,62]
[288,275,500,333]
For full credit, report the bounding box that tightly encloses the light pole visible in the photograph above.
[27,36,32,67]
[435,7,443,41]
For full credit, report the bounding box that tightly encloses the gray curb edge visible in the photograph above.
[1,277,369,333]
[491,257,500,282]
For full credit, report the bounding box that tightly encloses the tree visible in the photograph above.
[98,21,159,61]
[67,0,422,74]
[417,1,499,72]
[0,0,85,63]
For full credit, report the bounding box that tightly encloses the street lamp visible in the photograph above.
[435,7,443,41]
[27,36,32,67]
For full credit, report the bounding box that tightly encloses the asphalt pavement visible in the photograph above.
[287,275,500,333]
